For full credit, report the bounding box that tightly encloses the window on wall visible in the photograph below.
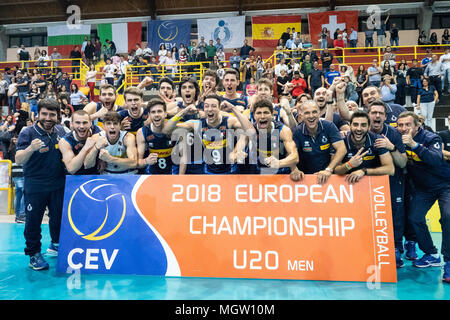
[432,15,450,29]
[9,34,47,47]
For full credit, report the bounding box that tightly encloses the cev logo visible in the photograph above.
[158,21,179,41]
[68,179,126,241]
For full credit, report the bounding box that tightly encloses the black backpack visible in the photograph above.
[19,50,30,61]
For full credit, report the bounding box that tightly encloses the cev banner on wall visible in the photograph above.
[197,16,246,49]
[57,175,396,283]
[147,19,192,54]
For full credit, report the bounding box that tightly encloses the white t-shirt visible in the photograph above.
[135,48,143,56]
[440,53,450,70]
[103,64,117,78]
[86,70,97,83]
[274,64,289,77]
[8,83,18,96]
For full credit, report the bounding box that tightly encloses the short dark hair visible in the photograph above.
[158,77,174,90]
[99,83,116,95]
[179,76,200,101]
[38,98,60,115]
[223,68,239,80]
[253,98,273,114]
[368,100,387,114]
[350,111,370,125]
[203,94,222,106]
[103,111,121,124]
[398,111,419,126]
[203,69,219,88]
[147,98,166,112]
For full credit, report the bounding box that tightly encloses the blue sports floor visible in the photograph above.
[0,222,449,300]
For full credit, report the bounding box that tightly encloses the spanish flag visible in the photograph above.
[252,15,301,47]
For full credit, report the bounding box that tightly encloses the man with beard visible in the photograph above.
[136,98,185,175]
[368,100,410,268]
[84,84,123,128]
[397,111,450,282]
[361,85,405,128]
[289,100,347,185]
[58,110,102,175]
[118,87,149,135]
[334,111,394,184]
[84,111,137,174]
[167,94,254,174]
[231,98,298,175]
[15,98,67,270]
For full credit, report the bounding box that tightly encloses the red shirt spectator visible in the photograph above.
[333,34,345,62]
[291,73,307,98]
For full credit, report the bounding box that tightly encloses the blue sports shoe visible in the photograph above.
[46,242,59,257]
[443,262,450,284]
[29,253,49,271]
[404,241,418,260]
[413,254,441,268]
[395,248,404,268]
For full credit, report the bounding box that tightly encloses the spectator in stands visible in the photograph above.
[349,27,358,53]
[32,46,41,62]
[178,43,187,59]
[276,69,289,96]
[395,62,407,106]
[163,51,177,79]
[142,43,153,62]
[240,39,255,60]
[292,27,298,40]
[86,63,97,102]
[333,34,345,64]
[157,44,167,61]
[416,77,438,129]
[364,27,375,52]
[320,27,329,50]
[440,47,450,95]
[103,58,117,86]
[188,41,196,61]
[69,45,82,79]
[216,47,225,63]
[37,50,49,68]
[286,33,296,51]
[342,28,348,46]
[215,38,224,53]
[320,48,334,73]
[70,83,87,111]
[280,27,291,46]
[50,47,61,71]
[368,58,382,87]
[171,46,178,60]
[81,36,88,57]
[442,29,450,45]
[56,72,71,93]
[206,39,217,64]
[274,58,289,78]
[229,49,241,72]
[429,32,439,45]
[263,60,274,78]
[376,14,389,47]
[407,58,423,107]
[303,47,319,63]
[344,75,359,102]
[308,61,324,97]
[355,65,368,105]
[384,45,396,62]
[0,74,7,107]
[390,23,399,49]
[94,38,102,62]
[381,74,397,104]
[17,45,31,68]
[84,40,95,65]
[9,133,25,223]
[325,64,340,87]
[8,77,18,113]
[245,77,257,97]
[16,70,29,105]
[421,49,433,69]
[381,60,395,80]
[300,54,312,80]
[26,84,40,116]
[424,54,443,97]
[292,37,303,59]
[340,64,356,83]
[333,28,340,40]
[418,30,427,45]
[135,43,143,58]
[439,114,450,162]
[197,36,207,61]
[255,55,264,82]
[101,44,110,61]
[240,57,256,94]
[275,39,287,62]
[106,39,117,56]
[290,71,307,99]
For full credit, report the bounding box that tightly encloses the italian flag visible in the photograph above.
[97,22,142,54]
[47,24,91,57]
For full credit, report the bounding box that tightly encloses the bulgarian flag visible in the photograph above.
[252,15,301,47]
[97,22,142,54]
[47,24,91,57]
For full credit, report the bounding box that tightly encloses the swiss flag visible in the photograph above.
[308,11,358,45]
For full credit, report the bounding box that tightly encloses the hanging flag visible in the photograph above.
[308,11,358,45]
[147,19,191,54]
[47,24,91,57]
[97,22,142,54]
[252,15,302,47]
[197,16,245,49]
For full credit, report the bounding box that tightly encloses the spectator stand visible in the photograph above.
[0,160,12,215]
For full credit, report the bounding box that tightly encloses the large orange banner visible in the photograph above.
[135,175,396,282]
[58,174,396,282]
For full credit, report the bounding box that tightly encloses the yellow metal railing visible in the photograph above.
[0,160,12,215]
[269,44,450,68]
